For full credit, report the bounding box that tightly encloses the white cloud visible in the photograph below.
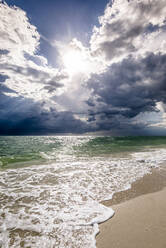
[90,0,166,63]
[0,2,39,57]
[0,2,66,104]
[151,102,166,128]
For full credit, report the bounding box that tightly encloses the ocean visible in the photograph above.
[0,136,166,248]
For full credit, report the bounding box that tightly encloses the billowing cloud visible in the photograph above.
[0,2,39,55]
[85,53,166,132]
[90,0,166,63]
[0,1,67,100]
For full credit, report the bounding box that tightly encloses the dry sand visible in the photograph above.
[96,167,166,248]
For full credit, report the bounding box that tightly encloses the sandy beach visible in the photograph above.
[97,167,166,248]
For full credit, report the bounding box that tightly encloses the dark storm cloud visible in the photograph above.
[0,93,89,135]
[86,52,166,131]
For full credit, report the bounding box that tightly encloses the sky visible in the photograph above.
[0,0,166,135]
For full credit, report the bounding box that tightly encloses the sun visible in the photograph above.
[62,48,89,75]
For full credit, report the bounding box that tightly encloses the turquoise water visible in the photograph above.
[1,136,166,168]
[75,136,166,155]
[0,136,62,168]
[1,136,166,248]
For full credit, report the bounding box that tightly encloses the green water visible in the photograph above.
[1,136,166,168]
[74,136,166,156]
[0,136,62,168]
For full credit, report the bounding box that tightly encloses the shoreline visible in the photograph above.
[96,166,166,248]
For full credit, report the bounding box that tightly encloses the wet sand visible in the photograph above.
[96,167,166,248]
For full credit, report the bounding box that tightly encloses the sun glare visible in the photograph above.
[62,49,88,75]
